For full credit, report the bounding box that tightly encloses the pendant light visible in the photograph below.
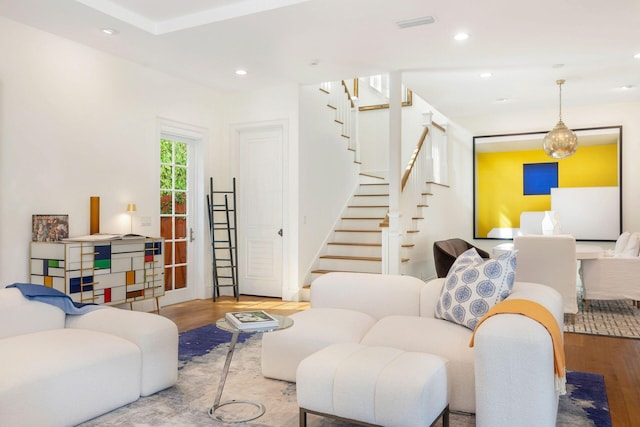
[543,79,578,159]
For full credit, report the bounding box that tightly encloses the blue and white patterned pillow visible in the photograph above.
[435,248,518,330]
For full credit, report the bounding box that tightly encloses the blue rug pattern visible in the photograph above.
[178,323,252,365]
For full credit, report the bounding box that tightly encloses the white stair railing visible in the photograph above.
[320,81,359,162]
[381,111,448,274]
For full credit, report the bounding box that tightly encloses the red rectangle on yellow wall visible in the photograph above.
[126,271,135,285]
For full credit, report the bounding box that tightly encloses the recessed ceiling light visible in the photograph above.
[634,53,640,59]
[496,98,509,103]
[235,69,248,76]
[480,72,492,78]
[101,28,119,35]
[454,32,469,41]
[621,85,634,90]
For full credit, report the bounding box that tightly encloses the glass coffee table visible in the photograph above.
[208,313,293,423]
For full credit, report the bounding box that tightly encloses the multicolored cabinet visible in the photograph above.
[30,237,164,307]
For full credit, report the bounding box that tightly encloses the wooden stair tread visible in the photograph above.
[426,181,450,188]
[328,242,381,246]
[359,173,385,180]
[319,255,410,262]
[320,255,381,261]
[311,269,374,275]
[341,217,385,220]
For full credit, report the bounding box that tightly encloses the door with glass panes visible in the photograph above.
[160,137,193,302]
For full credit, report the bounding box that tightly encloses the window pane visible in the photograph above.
[160,139,173,163]
[160,191,172,214]
[160,165,173,190]
[164,242,173,267]
[175,217,187,239]
[160,216,172,239]
[175,166,187,190]
[175,142,187,166]
[164,267,173,292]
[175,265,187,289]
[175,241,187,264]
[175,192,186,214]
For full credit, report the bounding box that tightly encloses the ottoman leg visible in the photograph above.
[299,407,307,427]
[432,405,450,427]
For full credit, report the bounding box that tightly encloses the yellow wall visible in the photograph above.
[476,144,618,237]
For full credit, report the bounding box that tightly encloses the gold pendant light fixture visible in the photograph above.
[543,79,578,159]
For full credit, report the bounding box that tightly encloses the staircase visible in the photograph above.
[309,175,424,284]
[303,79,446,298]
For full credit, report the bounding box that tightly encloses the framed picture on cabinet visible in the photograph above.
[32,214,69,242]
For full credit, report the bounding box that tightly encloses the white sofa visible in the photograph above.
[262,272,564,427]
[0,287,179,427]
[582,231,640,304]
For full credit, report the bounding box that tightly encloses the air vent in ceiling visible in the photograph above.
[395,16,435,29]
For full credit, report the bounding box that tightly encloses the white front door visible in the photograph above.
[238,126,284,297]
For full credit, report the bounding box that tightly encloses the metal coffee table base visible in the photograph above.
[208,399,265,423]
[208,329,266,423]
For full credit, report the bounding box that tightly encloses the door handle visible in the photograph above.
[278,228,283,237]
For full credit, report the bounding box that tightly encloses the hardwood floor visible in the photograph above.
[160,296,640,427]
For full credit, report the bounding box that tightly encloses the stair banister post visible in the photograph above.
[352,97,360,163]
[387,71,403,275]
[423,111,435,183]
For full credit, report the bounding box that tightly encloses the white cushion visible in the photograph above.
[261,308,376,382]
[614,231,631,255]
[435,248,517,330]
[297,343,449,427]
[0,328,141,426]
[361,315,472,413]
[620,232,640,257]
[65,307,179,396]
[0,288,65,339]
[310,272,425,319]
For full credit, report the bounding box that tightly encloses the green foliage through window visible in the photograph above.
[160,138,188,215]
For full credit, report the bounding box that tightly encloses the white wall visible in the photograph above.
[0,17,222,292]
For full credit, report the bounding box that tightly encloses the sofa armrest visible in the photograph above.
[65,308,178,396]
[474,314,559,427]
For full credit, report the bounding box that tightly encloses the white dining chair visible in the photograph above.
[513,235,578,323]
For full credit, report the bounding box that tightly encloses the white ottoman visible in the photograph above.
[297,343,449,427]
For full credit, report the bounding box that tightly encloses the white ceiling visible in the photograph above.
[1,0,639,121]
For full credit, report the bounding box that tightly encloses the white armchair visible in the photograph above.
[514,235,578,320]
[581,232,640,306]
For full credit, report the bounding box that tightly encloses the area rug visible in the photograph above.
[564,298,640,339]
[81,325,611,427]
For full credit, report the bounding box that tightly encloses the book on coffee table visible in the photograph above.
[225,310,279,330]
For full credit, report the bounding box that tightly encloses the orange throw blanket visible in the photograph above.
[469,299,566,395]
